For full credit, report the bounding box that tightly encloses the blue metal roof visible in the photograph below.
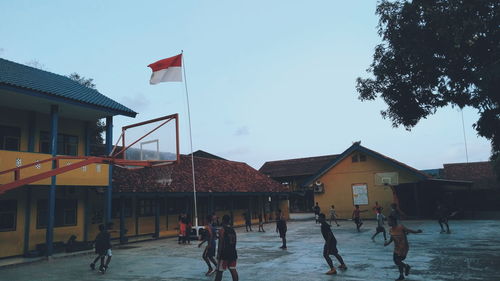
[0,58,136,117]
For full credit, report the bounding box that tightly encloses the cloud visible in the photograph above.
[234,126,249,136]
[220,147,252,160]
[121,92,150,111]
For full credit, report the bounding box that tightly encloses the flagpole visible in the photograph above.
[181,50,199,235]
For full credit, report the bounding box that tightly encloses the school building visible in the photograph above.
[109,152,289,243]
[0,58,289,259]
[259,154,338,212]
[262,142,486,219]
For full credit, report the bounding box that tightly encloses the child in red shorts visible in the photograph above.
[215,215,238,281]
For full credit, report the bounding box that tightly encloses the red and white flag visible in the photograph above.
[147,54,182,84]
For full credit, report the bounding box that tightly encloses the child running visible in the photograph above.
[318,213,347,275]
[372,201,384,214]
[384,215,422,281]
[258,213,265,232]
[198,215,217,276]
[215,215,238,281]
[90,224,111,274]
[329,205,340,226]
[371,209,387,241]
[436,202,451,234]
[276,209,287,249]
[351,205,368,232]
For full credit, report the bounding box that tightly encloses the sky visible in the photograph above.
[0,0,492,170]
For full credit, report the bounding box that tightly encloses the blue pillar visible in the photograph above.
[23,187,31,256]
[46,105,58,257]
[83,188,90,242]
[105,116,113,224]
[28,111,36,152]
[119,196,127,244]
[84,121,91,156]
[154,197,160,238]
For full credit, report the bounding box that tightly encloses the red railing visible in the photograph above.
[0,156,175,195]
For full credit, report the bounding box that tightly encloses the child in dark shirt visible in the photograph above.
[215,215,238,281]
[258,213,265,232]
[90,224,111,273]
[319,213,347,275]
[275,209,287,249]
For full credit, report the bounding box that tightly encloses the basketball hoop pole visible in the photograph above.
[181,51,200,236]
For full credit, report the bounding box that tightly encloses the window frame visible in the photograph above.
[36,199,78,229]
[111,198,133,218]
[137,198,156,217]
[0,200,17,232]
[39,131,79,156]
[0,125,21,151]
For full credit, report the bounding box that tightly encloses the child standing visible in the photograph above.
[384,216,422,281]
[244,212,253,232]
[215,215,239,281]
[258,213,265,232]
[186,215,192,244]
[179,214,187,244]
[275,209,287,249]
[313,202,321,224]
[319,213,347,275]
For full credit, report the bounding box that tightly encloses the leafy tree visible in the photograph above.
[68,73,106,147]
[68,72,96,89]
[356,0,500,179]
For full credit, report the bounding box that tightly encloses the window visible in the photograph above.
[37,199,78,228]
[137,199,156,216]
[0,200,17,231]
[351,153,367,163]
[0,126,21,151]
[167,197,186,213]
[39,132,79,155]
[214,197,229,211]
[351,155,359,163]
[111,198,133,218]
[234,197,249,210]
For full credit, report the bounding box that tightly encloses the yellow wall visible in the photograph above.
[0,187,87,258]
[0,150,109,186]
[0,192,285,258]
[0,189,25,257]
[29,188,86,249]
[314,151,421,219]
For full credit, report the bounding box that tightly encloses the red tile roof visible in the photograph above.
[443,161,498,189]
[113,155,287,193]
[259,154,339,178]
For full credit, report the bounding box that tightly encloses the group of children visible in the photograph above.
[89,201,453,281]
[317,203,423,280]
[195,210,284,281]
[317,200,457,280]
[198,214,239,281]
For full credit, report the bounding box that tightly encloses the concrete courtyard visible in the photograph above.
[0,218,499,281]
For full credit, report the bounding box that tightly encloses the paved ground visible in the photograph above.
[1,219,499,281]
